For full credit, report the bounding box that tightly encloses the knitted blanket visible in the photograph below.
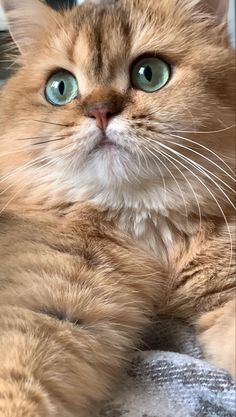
[100,318,236,417]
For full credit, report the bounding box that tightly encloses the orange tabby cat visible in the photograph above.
[0,0,235,415]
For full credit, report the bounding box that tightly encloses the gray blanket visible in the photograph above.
[101,318,236,417]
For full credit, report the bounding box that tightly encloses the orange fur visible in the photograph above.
[0,206,167,416]
[0,0,235,415]
[197,300,235,378]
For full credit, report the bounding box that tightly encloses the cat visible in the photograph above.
[0,0,235,415]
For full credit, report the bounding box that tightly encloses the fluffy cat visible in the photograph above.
[0,0,235,415]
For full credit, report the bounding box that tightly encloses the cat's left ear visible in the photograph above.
[1,0,53,53]
[205,0,229,24]
[194,0,230,45]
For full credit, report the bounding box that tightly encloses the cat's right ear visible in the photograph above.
[1,0,53,53]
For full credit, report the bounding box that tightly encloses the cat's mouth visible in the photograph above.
[91,133,126,154]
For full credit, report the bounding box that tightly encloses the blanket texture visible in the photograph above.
[100,318,236,417]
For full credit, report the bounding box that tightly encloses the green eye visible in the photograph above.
[45,71,78,106]
[131,57,170,93]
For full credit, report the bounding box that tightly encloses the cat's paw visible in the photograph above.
[196,300,235,379]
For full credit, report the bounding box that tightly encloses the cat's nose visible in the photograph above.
[83,88,125,129]
[86,104,120,129]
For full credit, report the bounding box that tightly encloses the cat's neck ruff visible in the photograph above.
[72,179,199,265]
[102,189,200,265]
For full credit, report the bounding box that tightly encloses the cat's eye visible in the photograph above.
[131,57,170,93]
[45,71,78,106]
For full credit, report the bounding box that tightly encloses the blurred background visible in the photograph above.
[0,0,235,83]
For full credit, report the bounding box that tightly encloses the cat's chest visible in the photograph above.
[116,210,181,266]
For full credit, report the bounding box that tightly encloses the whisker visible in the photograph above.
[146,143,203,226]
[0,139,74,184]
[17,134,70,142]
[173,124,236,135]
[0,149,28,158]
[156,142,236,210]
[133,142,143,177]
[0,147,74,204]
[0,156,63,214]
[170,133,235,177]
[30,119,72,128]
[142,145,168,195]
[0,158,54,198]
[156,143,233,273]
[142,144,189,220]
[0,183,30,216]
[166,138,236,192]
[49,13,74,47]
[32,137,69,146]
[0,157,47,185]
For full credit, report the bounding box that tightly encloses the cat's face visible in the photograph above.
[0,0,235,214]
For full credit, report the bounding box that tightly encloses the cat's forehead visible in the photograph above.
[51,1,198,64]
[36,0,225,91]
[71,5,131,81]
[49,2,172,85]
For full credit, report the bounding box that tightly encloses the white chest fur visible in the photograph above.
[113,208,189,267]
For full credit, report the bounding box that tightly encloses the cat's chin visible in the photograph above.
[90,137,126,156]
[70,139,143,202]
[82,131,133,179]
[88,145,131,180]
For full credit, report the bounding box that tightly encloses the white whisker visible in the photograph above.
[0,148,28,158]
[142,144,190,221]
[0,183,30,216]
[142,145,168,197]
[166,138,236,193]
[170,133,235,177]
[0,142,74,199]
[156,142,236,211]
[173,124,236,135]
[0,157,47,186]
[0,157,61,214]
[155,143,233,273]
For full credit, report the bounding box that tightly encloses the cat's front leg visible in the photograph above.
[196,300,235,379]
[0,210,167,417]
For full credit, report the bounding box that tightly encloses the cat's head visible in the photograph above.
[0,0,235,215]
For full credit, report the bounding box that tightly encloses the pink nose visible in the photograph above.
[87,106,116,129]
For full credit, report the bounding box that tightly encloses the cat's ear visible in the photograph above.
[203,0,229,24]
[190,0,230,44]
[186,0,229,23]
[1,0,53,52]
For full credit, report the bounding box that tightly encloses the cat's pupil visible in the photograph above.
[58,81,65,96]
[144,66,152,82]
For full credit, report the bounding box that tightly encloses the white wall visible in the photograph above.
[0,1,7,31]
[228,0,235,46]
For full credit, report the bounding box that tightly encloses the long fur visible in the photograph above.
[0,0,235,415]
